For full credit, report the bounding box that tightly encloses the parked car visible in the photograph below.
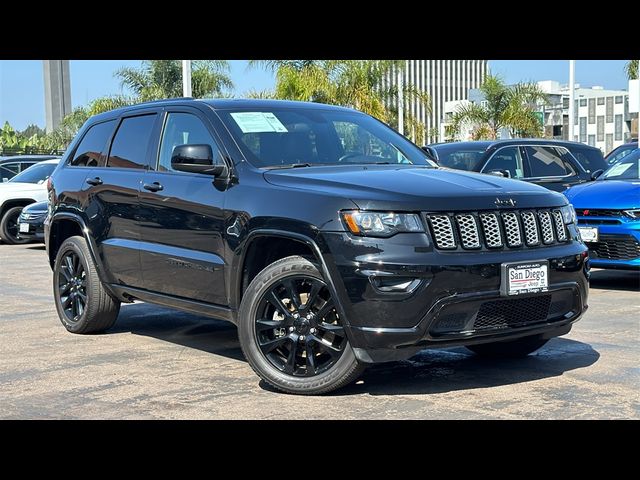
[604,142,637,165]
[424,139,608,192]
[46,99,588,394]
[0,155,59,183]
[17,200,48,242]
[0,159,59,244]
[564,150,640,270]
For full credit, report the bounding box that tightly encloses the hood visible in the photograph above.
[23,200,49,213]
[0,182,46,198]
[264,165,565,211]
[564,180,640,209]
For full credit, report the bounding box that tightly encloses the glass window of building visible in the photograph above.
[588,98,596,124]
[597,116,604,142]
[579,98,587,107]
[614,114,623,141]
[606,97,614,123]
[615,96,623,104]
[597,97,605,106]
[605,134,613,154]
[579,117,587,143]
[588,135,595,147]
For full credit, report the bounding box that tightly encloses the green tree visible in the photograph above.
[625,60,638,80]
[249,60,430,143]
[117,60,233,101]
[450,75,548,140]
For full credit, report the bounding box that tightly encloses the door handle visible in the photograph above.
[86,177,103,186]
[143,181,163,192]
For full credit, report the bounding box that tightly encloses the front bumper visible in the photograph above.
[577,217,640,270]
[17,216,45,241]
[320,228,589,363]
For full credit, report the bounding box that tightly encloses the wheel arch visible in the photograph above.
[47,213,104,277]
[231,229,349,327]
[0,198,37,219]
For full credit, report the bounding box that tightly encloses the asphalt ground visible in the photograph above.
[1,242,638,419]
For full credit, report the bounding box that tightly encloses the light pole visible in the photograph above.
[182,60,192,98]
[568,60,575,142]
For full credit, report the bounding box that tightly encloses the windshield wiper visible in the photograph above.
[265,163,314,170]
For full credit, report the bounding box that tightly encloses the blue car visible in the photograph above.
[564,150,640,270]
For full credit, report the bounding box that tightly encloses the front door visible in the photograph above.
[138,109,228,305]
[89,112,160,287]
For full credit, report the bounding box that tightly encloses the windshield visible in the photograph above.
[9,162,57,184]
[430,144,487,171]
[218,108,436,168]
[599,150,640,181]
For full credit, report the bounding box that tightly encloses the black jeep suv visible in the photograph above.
[46,99,589,394]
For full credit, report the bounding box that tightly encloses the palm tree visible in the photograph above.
[451,75,548,140]
[248,60,431,143]
[117,60,233,101]
[625,60,638,80]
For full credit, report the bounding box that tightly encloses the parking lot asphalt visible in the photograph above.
[0,242,638,419]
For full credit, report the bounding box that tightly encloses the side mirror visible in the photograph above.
[421,146,437,161]
[2,178,8,183]
[171,144,226,176]
[486,169,511,178]
[591,169,604,180]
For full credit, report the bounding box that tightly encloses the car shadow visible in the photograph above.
[110,303,599,396]
[589,269,640,292]
[26,244,46,251]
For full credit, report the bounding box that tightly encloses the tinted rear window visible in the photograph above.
[569,147,607,173]
[107,115,157,169]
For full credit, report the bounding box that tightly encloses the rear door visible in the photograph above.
[522,145,581,191]
[87,110,161,288]
[137,107,228,305]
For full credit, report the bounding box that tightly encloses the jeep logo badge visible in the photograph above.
[495,198,517,207]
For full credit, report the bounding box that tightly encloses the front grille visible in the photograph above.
[589,234,640,260]
[425,209,568,251]
[575,208,622,218]
[473,295,552,331]
[20,213,45,221]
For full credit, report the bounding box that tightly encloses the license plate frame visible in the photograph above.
[578,226,599,243]
[500,261,549,296]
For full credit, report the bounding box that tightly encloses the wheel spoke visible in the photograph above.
[76,290,87,304]
[259,335,291,354]
[64,255,74,276]
[318,322,345,336]
[266,291,293,319]
[305,281,323,309]
[76,298,85,317]
[59,282,72,295]
[256,318,285,332]
[61,295,72,309]
[71,296,78,319]
[284,340,299,374]
[305,343,316,376]
[317,339,343,359]
[315,299,335,320]
[60,264,73,283]
[283,279,301,309]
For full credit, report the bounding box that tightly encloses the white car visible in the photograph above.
[0,159,59,244]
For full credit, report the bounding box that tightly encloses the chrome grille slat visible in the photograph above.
[502,212,522,247]
[428,215,456,249]
[479,213,503,248]
[538,211,555,244]
[426,209,567,251]
[455,214,480,249]
[552,210,567,242]
[521,211,540,246]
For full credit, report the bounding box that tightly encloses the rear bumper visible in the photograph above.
[320,230,589,363]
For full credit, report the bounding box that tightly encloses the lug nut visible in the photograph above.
[310,328,316,334]
[289,326,294,332]
[299,335,305,341]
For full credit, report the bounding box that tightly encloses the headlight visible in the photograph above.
[560,204,577,225]
[341,211,424,237]
[623,209,640,219]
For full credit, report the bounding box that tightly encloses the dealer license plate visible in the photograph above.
[578,226,598,243]
[501,261,549,296]
[19,223,29,233]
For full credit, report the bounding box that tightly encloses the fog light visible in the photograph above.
[370,276,421,293]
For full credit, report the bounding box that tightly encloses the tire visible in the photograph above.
[0,206,30,245]
[53,235,120,334]
[238,255,365,395]
[466,335,548,358]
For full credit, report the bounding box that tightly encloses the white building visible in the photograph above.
[384,60,488,144]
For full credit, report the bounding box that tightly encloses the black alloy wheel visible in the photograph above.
[255,276,347,377]
[56,250,88,323]
[0,207,30,244]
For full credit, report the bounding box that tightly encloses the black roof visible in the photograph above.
[428,139,602,151]
[90,98,356,123]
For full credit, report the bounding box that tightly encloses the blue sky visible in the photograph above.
[0,60,630,131]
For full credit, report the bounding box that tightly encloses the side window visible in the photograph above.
[70,120,117,167]
[483,147,525,179]
[525,146,569,177]
[19,162,36,172]
[1,162,20,179]
[107,115,157,169]
[158,113,223,172]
